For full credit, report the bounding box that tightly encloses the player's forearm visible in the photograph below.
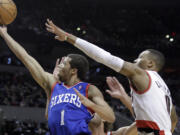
[66,33,77,45]
[119,95,134,116]
[66,35,124,72]
[1,32,29,62]
[90,103,115,123]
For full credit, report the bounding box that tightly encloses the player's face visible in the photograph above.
[134,51,150,69]
[57,57,72,82]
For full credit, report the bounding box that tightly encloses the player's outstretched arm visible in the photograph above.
[0,26,56,96]
[106,77,133,116]
[74,85,115,123]
[46,19,149,92]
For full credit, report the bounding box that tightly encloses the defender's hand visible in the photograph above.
[53,58,61,82]
[106,77,127,99]
[45,19,67,41]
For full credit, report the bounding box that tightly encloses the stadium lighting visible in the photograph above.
[165,34,170,39]
[77,27,81,31]
[169,38,174,42]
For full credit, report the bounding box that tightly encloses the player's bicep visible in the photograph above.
[88,85,107,106]
[121,62,150,91]
[120,62,142,77]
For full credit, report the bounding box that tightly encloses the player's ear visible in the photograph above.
[147,60,155,69]
[71,68,78,74]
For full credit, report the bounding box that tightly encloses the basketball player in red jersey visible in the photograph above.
[45,19,178,135]
[0,26,115,135]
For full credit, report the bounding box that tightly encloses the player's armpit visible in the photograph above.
[88,85,115,123]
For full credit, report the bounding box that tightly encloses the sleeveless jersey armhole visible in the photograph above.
[85,84,95,114]
[130,71,152,95]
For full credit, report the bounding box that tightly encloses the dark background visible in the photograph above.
[0,0,179,134]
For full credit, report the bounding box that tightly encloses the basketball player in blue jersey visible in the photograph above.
[44,55,137,135]
[0,26,115,135]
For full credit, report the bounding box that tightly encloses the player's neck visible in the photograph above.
[64,76,81,86]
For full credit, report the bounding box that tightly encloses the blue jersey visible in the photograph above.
[48,82,93,135]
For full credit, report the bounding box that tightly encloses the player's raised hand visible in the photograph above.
[0,26,7,36]
[74,88,94,108]
[106,77,127,99]
[45,19,67,41]
[53,58,61,82]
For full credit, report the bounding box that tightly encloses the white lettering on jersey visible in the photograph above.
[50,93,82,108]
[63,93,70,102]
[69,94,77,104]
[76,97,81,108]
[57,94,64,104]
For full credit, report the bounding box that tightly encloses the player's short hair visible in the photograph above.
[67,54,89,81]
[146,49,165,71]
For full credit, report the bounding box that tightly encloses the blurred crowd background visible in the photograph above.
[0,0,180,134]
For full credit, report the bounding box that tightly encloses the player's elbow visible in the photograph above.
[111,115,116,123]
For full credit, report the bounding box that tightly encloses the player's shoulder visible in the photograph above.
[145,70,159,78]
[88,84,100,92]
[146,70,157,74]
[146,70,163,80]
[87,84,102,98]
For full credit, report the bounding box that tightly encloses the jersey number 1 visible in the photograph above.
[60,109,65,125]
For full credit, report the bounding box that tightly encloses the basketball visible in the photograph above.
[0,0,17,25]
